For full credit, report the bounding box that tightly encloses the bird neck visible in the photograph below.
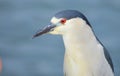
[62,26,99,54]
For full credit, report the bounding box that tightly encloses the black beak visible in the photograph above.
[33,24,56,38]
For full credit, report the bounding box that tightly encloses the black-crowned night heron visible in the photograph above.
[33,10,114,76]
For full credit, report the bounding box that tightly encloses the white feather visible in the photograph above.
[50,17,114,76]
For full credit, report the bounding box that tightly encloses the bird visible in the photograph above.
[33,10,114,76]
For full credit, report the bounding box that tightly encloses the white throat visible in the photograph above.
[62,20,98,53]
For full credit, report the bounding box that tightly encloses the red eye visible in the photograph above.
[60,18,66,24]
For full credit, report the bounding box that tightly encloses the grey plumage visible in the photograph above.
[54,10,91,27]
[103,45,114,72]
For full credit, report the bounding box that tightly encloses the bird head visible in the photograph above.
[33,10,91,38]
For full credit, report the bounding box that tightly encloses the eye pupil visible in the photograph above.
[60,19,66,24]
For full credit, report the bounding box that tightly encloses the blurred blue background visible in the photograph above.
[0,0,120,76]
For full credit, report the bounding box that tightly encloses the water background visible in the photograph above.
[0,0,120,76]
